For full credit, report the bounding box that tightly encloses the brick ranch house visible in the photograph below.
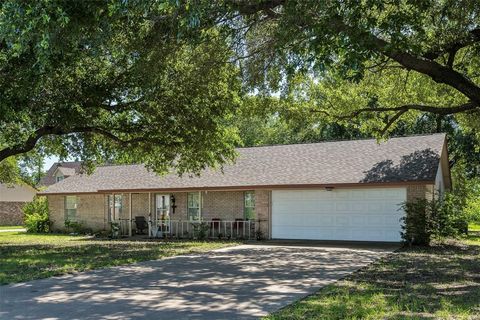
[39,133,450,242]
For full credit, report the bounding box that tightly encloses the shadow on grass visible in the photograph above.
[267,242,480,319]
[0,240,232,285]
[1,245,385,320]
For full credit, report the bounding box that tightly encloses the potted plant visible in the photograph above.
[110,221,120,239]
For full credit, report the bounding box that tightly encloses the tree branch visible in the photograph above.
[229,2,480,104]
[446,49,457,68]
[99,97,145,112]
[313,102,478,136]
[380,109,408,135]
[324,17,480,104]
[329,102,479,119]
[227,0,284,15]
[0,126,60,162]
[0,125,148,162]
[423,28,480,61]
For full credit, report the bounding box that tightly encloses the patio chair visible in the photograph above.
[135,216,148,235]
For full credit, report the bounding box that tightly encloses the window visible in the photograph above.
[108,194,123,221]
[187,192,201,221]
[244,191,255,220]
[65,196,77,221]
[56,176,64,182]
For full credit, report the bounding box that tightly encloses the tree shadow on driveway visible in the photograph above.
[0,244,393,320]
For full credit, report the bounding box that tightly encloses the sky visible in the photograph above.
[43,156,59,171]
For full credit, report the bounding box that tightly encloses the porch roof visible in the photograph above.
[39,134,447,195]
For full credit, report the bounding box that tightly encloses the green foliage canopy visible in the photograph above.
[0,1,241,174]
[2,0,480,179]
[216,0,480,137]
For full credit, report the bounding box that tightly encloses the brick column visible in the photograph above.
[255,189,271,239]
[406,184,435,202]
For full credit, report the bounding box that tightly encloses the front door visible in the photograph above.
[155,194,170,234]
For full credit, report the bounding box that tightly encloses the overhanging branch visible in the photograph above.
[313,102,479,135]
[0,125,149,162]
[423,28,480,61]
[229,2,480,105]
[333,102,479,118]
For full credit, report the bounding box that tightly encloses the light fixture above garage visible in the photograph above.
[325,186,335,191]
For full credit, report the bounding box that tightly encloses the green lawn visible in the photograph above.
[469,223,480,232]
[265,235,480,320]
[0,225,24,230]
[0,232,237,285]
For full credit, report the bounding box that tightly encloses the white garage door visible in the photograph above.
[272,188,406,242]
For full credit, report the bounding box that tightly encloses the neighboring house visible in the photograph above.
[0,183,37,225]
[39,134,450,242]
[39,161,83,186]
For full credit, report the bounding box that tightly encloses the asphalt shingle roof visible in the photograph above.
[39,162,83,186]
[56,167,77,176]
[41,134,446,194]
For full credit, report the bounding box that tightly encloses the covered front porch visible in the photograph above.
[106,190,270,240]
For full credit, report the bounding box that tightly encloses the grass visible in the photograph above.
[0,232,237,285]
[265,234,480,320]
[469,223,480,232]
[0,225,24,230]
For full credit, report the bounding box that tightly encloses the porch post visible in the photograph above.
[128,193,132,237]
[148,192,152,237]
[198,191,202,220]
[111,193,115,222]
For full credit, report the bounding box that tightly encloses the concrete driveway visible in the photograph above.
[0,243,397,319]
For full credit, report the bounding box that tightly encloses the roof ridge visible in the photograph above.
[93,133,446,168]
[56,161,83,165]
[236,132,446,150]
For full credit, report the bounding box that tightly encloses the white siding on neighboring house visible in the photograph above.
[435,163,445,197]
[0,184,36,202]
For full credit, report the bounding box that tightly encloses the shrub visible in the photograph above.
[65,220,86,234]
[191,221,210,240]
[255,229,265,241]
[449,162,480,226]
[110,221,120,239]
[435,193,469,238]
[23,196,50,233]
[465,198,480,225]
[401,194,469,245]
[401,199,435,245]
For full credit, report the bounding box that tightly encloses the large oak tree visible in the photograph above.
[218,0,480,135]
[2,0,479,180]
[0,1,240,177]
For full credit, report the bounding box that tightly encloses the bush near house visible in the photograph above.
[22,196,50,233]
[401,193,469,245]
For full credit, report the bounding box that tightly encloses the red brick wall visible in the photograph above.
[0,202,25,226]
[48,190,274,236]
[201,191,245,221]
[255,189,271,238]
[406,184,435,202]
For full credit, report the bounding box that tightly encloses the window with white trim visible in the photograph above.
[56,176,64,182]
[244,191,255,220]
[107,194,123,221]
[187,192,201,221]
[65,196,77,221]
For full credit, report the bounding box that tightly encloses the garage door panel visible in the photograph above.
[351,202,368,212]
[272,188,406,242]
